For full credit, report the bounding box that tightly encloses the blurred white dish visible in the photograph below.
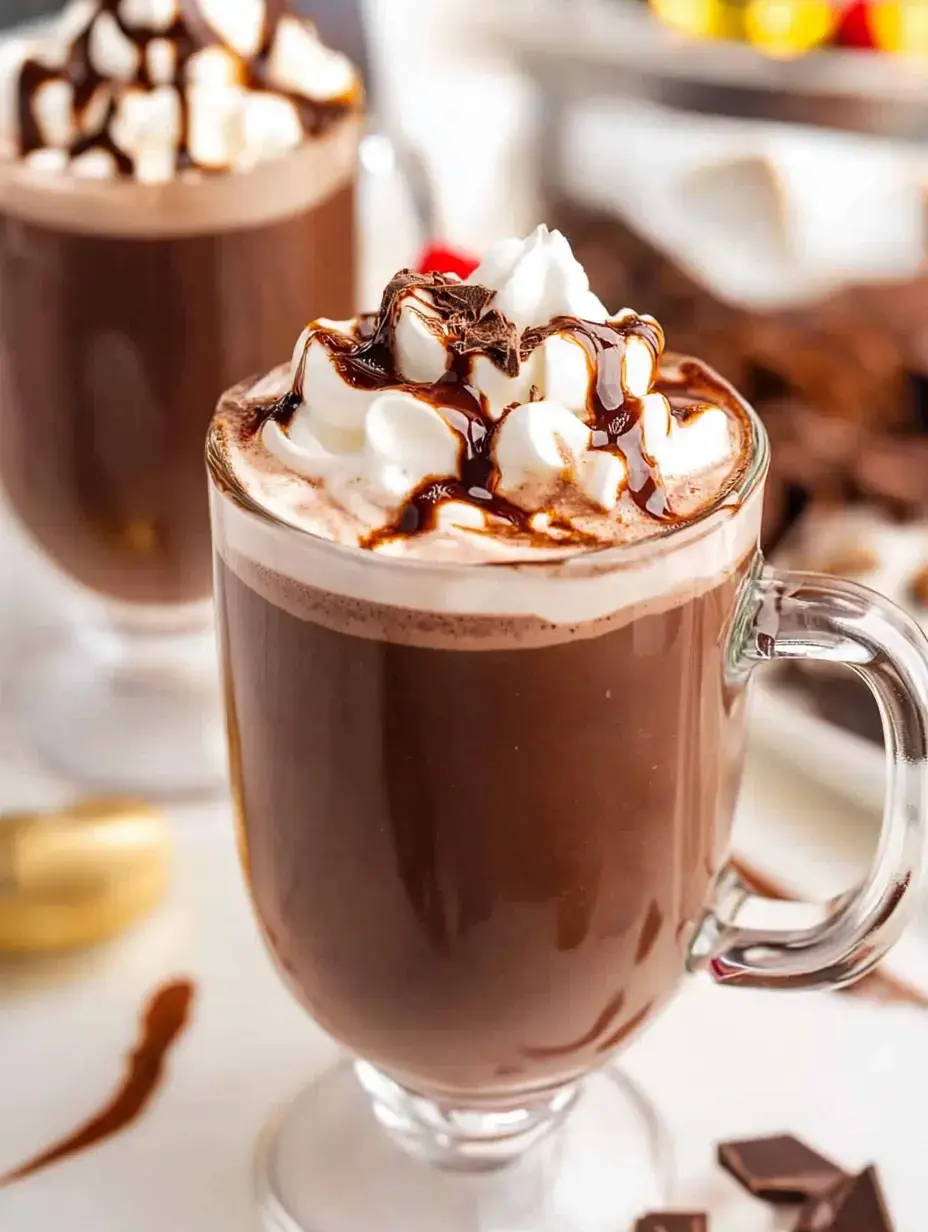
[751,677,885,817]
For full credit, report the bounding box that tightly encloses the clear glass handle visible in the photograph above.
[691,565,928,991]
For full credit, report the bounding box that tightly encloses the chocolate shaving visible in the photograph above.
[450,308,519,376]
[731,858,928,1009]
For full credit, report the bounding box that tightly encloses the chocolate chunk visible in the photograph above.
[717,1135,846,1204]
[793,1167,894,1232]
[451,308,519,376]
[635,1215,707,1232]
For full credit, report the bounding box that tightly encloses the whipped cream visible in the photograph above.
[0,0,361,183]
[218,227,750,562]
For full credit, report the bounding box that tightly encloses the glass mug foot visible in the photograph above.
[11,602,227,799]
[257,1060,672,1232]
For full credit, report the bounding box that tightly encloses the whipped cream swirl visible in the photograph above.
[238,227,744,555]
[0,0,361,182]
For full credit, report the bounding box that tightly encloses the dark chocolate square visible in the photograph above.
[793,1166,894,1232]
[717,1134,845,1204]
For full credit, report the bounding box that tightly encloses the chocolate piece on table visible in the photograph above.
[793,1166,894,1232]
[717,1135,846,1204]
[635,1215,707,1232]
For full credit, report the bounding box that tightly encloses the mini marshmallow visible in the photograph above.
[640,393,672,461]
[640,394,731,480]
[494,400,592,495]
[186,83,244,169]
[263,419,340,480]
[660,408,732,480]
[24,146,68,174]
[32,79,75,149]
[197,0,265,59]
[71,146,117,178]
[394,292,449,385]
[622,335,655,400]
[364,392,461,505]
[540,332,591,417]
[146,39,177,86]
[119,0,179,30]
[111,86,181,177]
[186,46,244,88]
[301,335,380,434]
[90,10,141,81]
[472,349,542,421]
[577,451,628,511]
[267,14,356,101]
[238,92,302,170]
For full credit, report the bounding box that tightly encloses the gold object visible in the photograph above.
[0,800,170,953]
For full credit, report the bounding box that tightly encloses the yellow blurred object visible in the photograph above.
[650,0,743,41]
[0,799,170,953]
[744,0,837,57]
[869,2,928,57]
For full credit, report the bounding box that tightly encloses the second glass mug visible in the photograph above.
[208,370,928,1232]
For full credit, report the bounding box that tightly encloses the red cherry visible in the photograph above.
[836,0,877,48]
[416,244,480,280]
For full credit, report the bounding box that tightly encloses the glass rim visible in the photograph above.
[206,362,769,580]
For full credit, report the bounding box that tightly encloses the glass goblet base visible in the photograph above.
[12,599,226,799]
[257,1059,672,1232]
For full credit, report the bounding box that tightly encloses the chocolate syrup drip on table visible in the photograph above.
[15,0,355,170]
[0,978,195,1187]
[271,278,677,547]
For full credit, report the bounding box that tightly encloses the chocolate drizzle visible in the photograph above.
[0,978,195,1187]
[268,270,703,550]
[14,0,360,172]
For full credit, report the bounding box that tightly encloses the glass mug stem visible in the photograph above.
[692,565,928,989]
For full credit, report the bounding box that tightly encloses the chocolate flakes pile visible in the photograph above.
[551,199,928,562]
[637,1132,895,1230]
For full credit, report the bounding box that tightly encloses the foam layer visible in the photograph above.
[214,493,763,642]
[0,0,362,186]
[209,350,765,630]
[0,112,358,235]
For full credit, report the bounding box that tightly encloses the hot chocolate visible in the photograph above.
[0,0,361,605]
[209,228,761,1097]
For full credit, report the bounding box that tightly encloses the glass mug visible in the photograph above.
[207,371,928,1232]
[0,35,359,797]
